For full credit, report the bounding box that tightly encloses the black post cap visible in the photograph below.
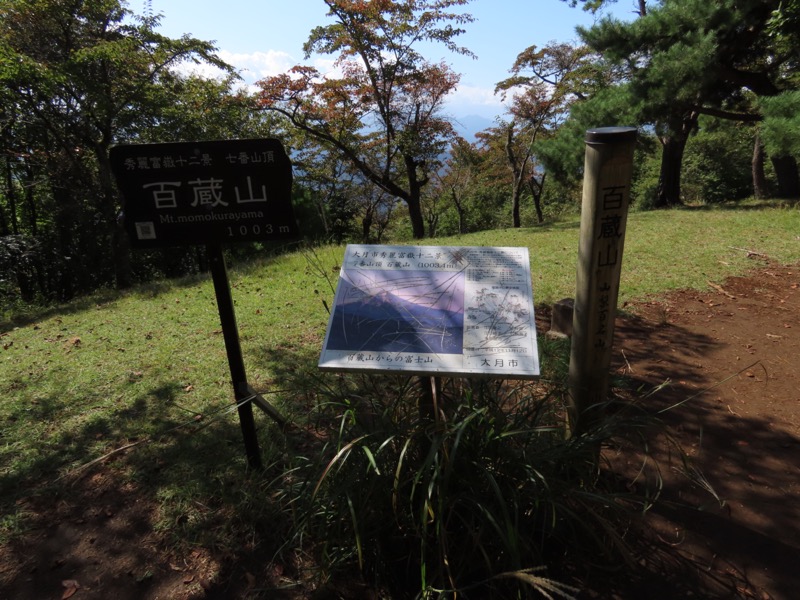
[585,127,638,144]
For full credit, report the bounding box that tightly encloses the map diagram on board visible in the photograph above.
[467,286,531,352]
[318,245,539,378]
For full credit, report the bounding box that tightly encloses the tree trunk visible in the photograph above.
[24,163,38,236]
[511,182,522,228]
[2,156,18,235]
[424,193,439,238]
[528,172,546,224]
[374,198,393,243]
[771,154,800,200]
[655,137,684,207]
[655,114,696,207]
[94,143,132,289]
[406,195,425,239]
[52,182,75,301]
[195,246,209,273]
[533,196,544,223]
[361,207,373,243]
[449,188,466,234]
[752,131,769,199]
[16,274,35,302]
[505,125,524,228]
[403,155,427,239]
[317,191,331,237]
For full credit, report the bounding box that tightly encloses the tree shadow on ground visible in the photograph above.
[0,375,298,600]
[599,308,800,600]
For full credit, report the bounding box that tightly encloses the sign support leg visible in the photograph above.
[207,243,263,469]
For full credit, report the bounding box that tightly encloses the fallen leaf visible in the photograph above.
[184,384,194,392]
[62,579,80,599]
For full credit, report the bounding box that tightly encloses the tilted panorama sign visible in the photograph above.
[319,245,540,378]
[110,138,297,248]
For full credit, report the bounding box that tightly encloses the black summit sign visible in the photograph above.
[110,138,298,248]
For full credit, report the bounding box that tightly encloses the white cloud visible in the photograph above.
[443,84,509,120]
[449,84,505,108]
[171,59,228,81]
[171,49,344,88]
[218,49,296,80]
[169,49,296,83]
[170,52,507,120]
[310,57,341,79]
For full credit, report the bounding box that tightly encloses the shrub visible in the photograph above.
[281,370,665,598]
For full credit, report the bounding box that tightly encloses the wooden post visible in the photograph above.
[207,243,263,469]
[568,127,637,436]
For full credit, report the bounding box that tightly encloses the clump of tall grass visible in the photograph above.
[276,370,666,598]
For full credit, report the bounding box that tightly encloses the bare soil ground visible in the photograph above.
[1,259,798,600]
[598,259,800,600]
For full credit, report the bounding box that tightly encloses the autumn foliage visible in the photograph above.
[257,0,473,239]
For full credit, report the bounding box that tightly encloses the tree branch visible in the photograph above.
[693,105,763,122]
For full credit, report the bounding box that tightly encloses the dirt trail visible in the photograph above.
[605,260,800,599]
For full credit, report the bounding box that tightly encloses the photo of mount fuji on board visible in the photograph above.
[319,245,539,378]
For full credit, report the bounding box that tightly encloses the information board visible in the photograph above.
[110,138,298,248]
[319,245,540,378]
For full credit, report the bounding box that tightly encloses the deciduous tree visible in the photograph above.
[257,0,473,239]
[495,43,594,226]
[1,0,230,296]
[433,136,476,234]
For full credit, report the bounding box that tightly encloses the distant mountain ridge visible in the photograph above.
[453,114,494,141]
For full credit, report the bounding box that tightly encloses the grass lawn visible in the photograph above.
[1,201,798,593]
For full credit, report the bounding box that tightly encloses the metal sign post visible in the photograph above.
[110,138,298,468]
[207,242,262,468]
[568,127,637,436]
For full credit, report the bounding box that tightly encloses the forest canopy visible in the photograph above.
[1,0,798,309]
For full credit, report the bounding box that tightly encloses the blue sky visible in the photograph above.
[150,0,632,120]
